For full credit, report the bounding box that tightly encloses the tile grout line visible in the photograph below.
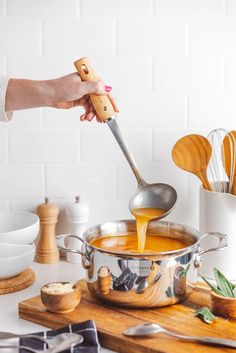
[223,0,228,18]
[151,0,155,18]
[6,127,10,163]
[3,0,7,17]
[3,57,7,76]
[40,20,44,57]
[77,0,80,18]
[150,128,154,163]
[113,19,117,55]
[151,56,155,91]
[43,164,47,198]
[114,164,118,198]
[185,92,189,128]
[223,56,227,92]
[77,128,81,163]
[185,20,189,57]
[40,108,44,128]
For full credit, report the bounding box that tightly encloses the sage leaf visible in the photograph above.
[213,268,235,298]
[194,307,215,324]
[201,276,226,297]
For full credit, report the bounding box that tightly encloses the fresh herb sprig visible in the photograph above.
[201,268,236,298]
[194,307,215,324]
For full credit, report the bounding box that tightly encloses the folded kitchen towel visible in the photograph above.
[20,320,100,353]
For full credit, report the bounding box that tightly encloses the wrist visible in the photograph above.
[40,79,58,107]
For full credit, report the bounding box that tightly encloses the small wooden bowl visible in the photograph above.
[210,291,236,318]
[40,282,81,314]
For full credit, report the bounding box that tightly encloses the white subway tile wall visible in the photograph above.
[188,93,236,126]
[0,58,4,73]
[6,109,43,128]
[45,164,116,199]
[189,19,236,55]
[0,0,235,230]
[117,92,187,128]
[9,129,79,163]
[154,0,224,18]
[0,1,4,17]
[7,0,78,18]
[0,20,41,57]
[226,56,236,90]
[43,20,114,56]
[117,20,187,55]
[80,0,153,19]
[0,165,44,198]
[80,126,151,163]
[0,128,8,162]
[154,56,225,91]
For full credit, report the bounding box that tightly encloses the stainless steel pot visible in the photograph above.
[57,220,227,308]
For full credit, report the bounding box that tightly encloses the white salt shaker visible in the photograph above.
[66,196,89,264]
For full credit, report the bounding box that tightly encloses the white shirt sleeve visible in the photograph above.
[0,75,13,122]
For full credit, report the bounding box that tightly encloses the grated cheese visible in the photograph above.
[42,282,74,295]
[98,266,109,278]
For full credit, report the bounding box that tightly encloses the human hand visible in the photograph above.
[51,73,118,123]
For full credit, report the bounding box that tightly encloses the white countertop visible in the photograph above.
[0,261,113,353]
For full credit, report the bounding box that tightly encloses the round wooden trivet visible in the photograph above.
[0,268,36,295]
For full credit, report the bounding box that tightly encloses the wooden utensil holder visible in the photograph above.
[36,198,59,264]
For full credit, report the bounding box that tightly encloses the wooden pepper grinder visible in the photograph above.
[36,197,59,264]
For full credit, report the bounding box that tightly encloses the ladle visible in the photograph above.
[172,134,212,191]
[74,57,177,219]
[123,323,236,348]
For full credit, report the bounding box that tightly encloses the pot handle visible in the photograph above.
[56,234,91,269]
[194,232,228,268]
[56,234,85,255]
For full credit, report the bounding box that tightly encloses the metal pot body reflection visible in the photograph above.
[57,220,227,308]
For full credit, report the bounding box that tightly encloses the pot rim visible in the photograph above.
[83,219,200,258]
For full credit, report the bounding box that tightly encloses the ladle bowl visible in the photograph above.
[129,182,177,220]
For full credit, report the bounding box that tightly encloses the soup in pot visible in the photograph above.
[90,234,190,254]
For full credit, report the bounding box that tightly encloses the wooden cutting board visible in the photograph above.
[19,279,236,353]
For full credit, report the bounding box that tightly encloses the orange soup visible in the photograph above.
[90,234,190,254]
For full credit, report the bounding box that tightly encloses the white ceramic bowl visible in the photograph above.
[0,243,35,279]
[0,212,39,244]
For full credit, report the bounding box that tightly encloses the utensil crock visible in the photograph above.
[57,220,227,308]
[199,185,236,280]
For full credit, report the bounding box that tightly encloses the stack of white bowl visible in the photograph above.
[0,212,39,279]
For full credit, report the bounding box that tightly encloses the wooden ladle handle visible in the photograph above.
[74,57,115,122]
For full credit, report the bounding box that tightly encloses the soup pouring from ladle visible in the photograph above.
[74,57,177,219]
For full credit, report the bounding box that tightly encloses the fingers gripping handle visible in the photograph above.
[74,57,116,122]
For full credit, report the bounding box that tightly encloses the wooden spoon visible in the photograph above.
[172,134,212,191]
[223,130,236,195]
